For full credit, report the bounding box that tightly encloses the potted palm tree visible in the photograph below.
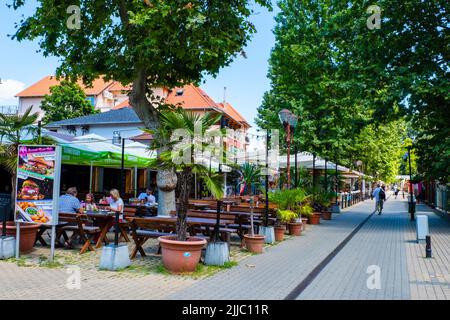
[239,163,266,252]
[148,109,224,273]
[0,107,46,255]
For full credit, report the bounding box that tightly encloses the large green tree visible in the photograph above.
[10,0,271,214]
[257,0,449,182]
[40,80,98,124]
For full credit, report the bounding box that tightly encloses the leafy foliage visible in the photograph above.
[256,0,449,183]
[10,0,272,131]
[40,80,98,124]
[147,109,224,240]
[238,163,262,196]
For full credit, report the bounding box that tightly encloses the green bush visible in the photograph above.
[276,209,298,223]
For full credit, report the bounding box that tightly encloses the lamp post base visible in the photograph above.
[0,236,15,259]
[204,242,230,266]
[99,244,131,271]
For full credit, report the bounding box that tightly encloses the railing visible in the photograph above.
[0,105,19,115]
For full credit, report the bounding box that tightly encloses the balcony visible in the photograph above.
[0,105,19,115]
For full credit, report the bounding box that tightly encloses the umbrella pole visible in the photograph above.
[89,163,93,193]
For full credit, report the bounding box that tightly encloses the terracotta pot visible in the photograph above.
[158,236,207,274]
[309,213,321,225]
[321,211,332,220]
[5,222,40,253]
[274,226,286,242]
[288,222,302,236]
[244,234,265,254]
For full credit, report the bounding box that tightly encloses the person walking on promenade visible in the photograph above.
[372,184,386,214]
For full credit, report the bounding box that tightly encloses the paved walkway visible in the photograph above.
[169,200,374,299]
[1,195,449,300]
[297,197,450,300]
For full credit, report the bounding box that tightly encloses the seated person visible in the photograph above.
[99,194,112,205]
[138,188,156,205]
[83,193,98,211]
[59,187,82,213]
[106,189,124,221]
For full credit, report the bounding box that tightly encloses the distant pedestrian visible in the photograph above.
[394,185,399,199]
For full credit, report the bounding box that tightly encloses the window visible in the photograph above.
[175,89,184,96]
[86,96,95,106]
[81,126,90,135]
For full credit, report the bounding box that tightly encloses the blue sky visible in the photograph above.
[0,2,279,130]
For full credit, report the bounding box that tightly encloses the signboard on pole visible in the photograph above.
[15,145,61,226]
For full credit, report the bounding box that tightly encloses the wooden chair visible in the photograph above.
[59,213,101,254]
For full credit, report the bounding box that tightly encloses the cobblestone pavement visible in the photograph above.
[0,232,251,300]
[297,197,450,300]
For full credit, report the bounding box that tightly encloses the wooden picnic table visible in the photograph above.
[83,211,129,248]
[143,216,231,226]
[190,202,212,209]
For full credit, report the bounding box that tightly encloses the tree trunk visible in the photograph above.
[129,69,177,216]
[177,169,192,241]
[156,169,177,216]
[10,176,16,217]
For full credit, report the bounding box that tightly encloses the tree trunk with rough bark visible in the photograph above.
[129,69,177,217]
[177,168,192,241]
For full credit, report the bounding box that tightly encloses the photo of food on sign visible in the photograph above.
[17,178,50,200]
[16,201,52,224]
[18,151,54,177]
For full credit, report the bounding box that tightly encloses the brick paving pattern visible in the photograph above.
[1,195,449,300]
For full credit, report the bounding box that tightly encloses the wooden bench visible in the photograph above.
[186,210,236,243]
[126,217,177,259]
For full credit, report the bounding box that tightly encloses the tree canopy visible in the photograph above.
[40,80,98,124]
[11,0,271,129]
[256,0,449,182]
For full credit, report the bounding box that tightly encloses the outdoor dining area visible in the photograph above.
[0,109,374,275]
[27,194,277,255]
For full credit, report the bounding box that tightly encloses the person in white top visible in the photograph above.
[107,188,124,220]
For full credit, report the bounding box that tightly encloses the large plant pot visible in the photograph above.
[321,210,332,220]
[288,222,302,236]
[309,213,321,225]
[274,226,286,242]
[243,234,265,254]
[158,236,206,274]
[5,222,39,253]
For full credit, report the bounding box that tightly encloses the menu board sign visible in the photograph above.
[15,145,61,225]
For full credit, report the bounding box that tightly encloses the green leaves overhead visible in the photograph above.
[257,0,449,182]
[40,80,98,124]
[11,0,271,88]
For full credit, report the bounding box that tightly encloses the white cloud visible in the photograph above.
[0,79,26,104]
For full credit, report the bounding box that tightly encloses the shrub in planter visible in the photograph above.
[277,209,300,237]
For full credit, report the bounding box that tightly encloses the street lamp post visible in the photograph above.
[407,146,415,221]
[278,109,298,189]
[265,130,270,227]
[112,131,125,246]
